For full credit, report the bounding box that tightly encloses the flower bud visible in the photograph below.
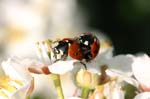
[75,69,100,89]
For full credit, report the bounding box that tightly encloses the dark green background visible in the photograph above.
[77,0,150,55]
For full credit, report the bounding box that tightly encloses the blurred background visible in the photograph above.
[0,0,150,99]
[77,0,150,55]
[0,0,88,62]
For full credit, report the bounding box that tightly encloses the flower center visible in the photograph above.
[0,76,24,98]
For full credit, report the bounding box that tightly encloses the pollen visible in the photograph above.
[0,76,24,98]
[0,90,9,99]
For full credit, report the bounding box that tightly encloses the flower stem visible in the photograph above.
[26,96,30,99]
[81,87,90,99]
[51,74,64,99]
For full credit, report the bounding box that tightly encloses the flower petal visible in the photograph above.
[132,54,150,88]
[11,78,34,99]
[106,69,139,88]
[111,85,125,99]
[1,57,35,99]
[1,58,36,82]
[106,54,134,72]
[48,60,78,74]
[35,41,51,64]
[134,92,150,99]
[66,97,82,99]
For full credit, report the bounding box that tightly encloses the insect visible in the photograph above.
[51,33,100,63]
[78,33,100,62]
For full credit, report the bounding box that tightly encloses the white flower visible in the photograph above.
[106,69,139,88]
[104,82,125,99]
[89,53,138,85]
[66,97,82,99]
[89,80,125,99]
[107,54,150,98]
[0,58,34,99]
[132,54,150,91]
[134,92,150,99]
[98,53,150,88]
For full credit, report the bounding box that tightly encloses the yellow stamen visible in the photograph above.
[0,76,24,98]
[0,90,9,98]
[13,79,24,86]
[0,84,17,93]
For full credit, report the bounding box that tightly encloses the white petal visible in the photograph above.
[66,97,82,99]
[48,60,78,74]
[112,86,125,99]
[1,58,34,99]
[11,78,34,99]
[106,69,139,88]
[106,54,134,72]
[0,96,7,99]
[134,92,150,99]
[39,42,51,64]
[2,58,26,81]
[1,58,36,82]
[132,54,150,88]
